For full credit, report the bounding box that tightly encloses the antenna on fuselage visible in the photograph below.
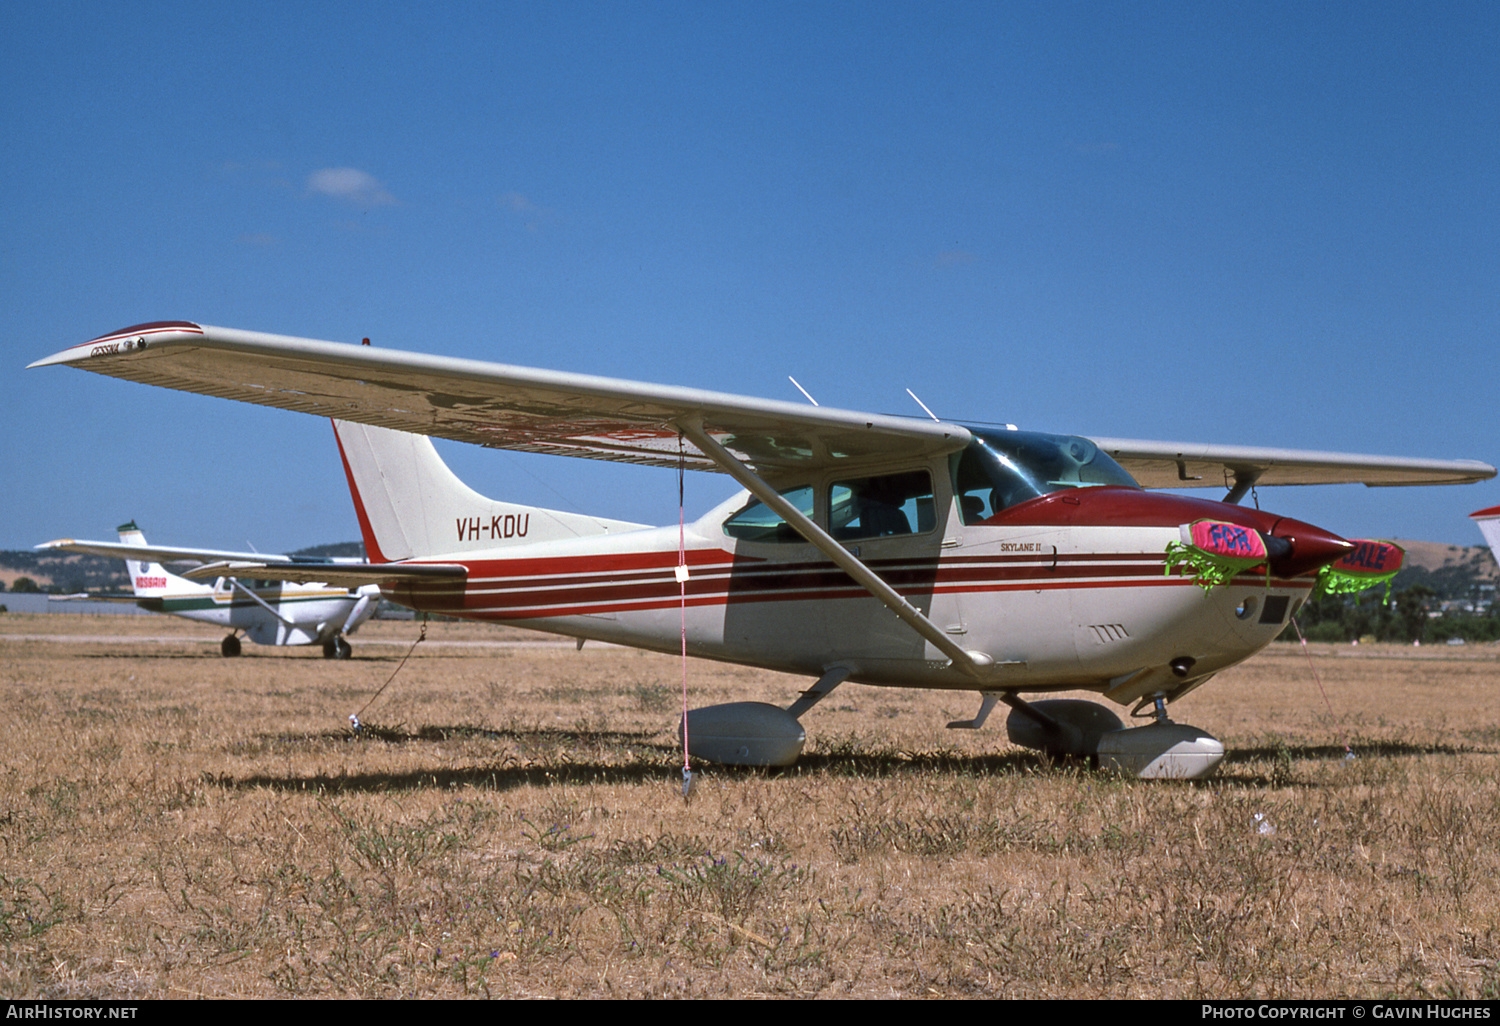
[787,376,819,406]
[906,389,940,422]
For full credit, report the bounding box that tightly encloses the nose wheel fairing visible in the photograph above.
[1096,721,1224,779]
[1000,694,1224,779]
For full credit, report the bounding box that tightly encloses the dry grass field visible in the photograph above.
[1,611,1497,999]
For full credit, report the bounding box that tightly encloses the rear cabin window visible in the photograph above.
[830,470,935,540]
[721,485,816,543]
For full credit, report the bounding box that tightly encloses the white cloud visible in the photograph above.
[306,167,397,207]
[499,191,554,233]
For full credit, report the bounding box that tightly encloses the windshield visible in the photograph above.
[953,428,1139,523]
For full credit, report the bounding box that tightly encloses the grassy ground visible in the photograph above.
[1,613,1496,998]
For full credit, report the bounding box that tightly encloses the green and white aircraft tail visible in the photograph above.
[116,520,211,601]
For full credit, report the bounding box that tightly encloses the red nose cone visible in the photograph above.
[1266,518,1357,578]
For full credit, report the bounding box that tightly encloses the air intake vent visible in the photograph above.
[1259,595,1290,625]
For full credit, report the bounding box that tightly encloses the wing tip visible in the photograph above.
[29,321,205,370]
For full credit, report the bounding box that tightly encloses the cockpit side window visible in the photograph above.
[722,485,816,543]
[954,446,1005,525]
[830,469,934,540]
[954,429,1139,523]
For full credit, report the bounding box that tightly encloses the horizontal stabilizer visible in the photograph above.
[180,560,466,587]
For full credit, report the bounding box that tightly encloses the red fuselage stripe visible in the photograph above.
[386,548,1308,619]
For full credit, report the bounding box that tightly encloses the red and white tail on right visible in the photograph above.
[1472,506,1500,567]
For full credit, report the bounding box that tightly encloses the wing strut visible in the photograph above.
[227,579,296,626]
[1223,468,1264,505]
[676,419,994,681]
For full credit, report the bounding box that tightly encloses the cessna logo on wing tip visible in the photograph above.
[89,337,147,358]
[457,513,530,542]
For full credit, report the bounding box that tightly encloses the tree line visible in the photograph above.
[1291,584,1500,644]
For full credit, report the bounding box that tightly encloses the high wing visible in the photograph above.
[30,321,1494,488]
[1095,438,1496,492]
[29,322,971,475]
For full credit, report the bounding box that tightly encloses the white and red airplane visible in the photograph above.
[30,322,1496,777]
[38,519,381,658]
[1470,506,1500,576]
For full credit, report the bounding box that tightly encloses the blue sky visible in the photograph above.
[4,1,1497,553]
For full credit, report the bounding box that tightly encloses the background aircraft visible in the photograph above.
[39,520,381,657]
[30,322,1496,776]
[1471,506,1500,575]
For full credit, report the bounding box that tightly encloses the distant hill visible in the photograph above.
[0,541,365,593]
[1388,539,1498,604]
[0,549,125,593]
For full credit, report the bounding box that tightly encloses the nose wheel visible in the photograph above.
[322,637,353,659]
[997,690,1224,779]
[1101,691,1224,779]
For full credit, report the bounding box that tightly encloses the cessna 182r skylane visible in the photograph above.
[38,520,381,658]
[30,322,1496,777]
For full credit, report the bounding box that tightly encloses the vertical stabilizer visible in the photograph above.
[116,521,205,597]
[331,421,649,562]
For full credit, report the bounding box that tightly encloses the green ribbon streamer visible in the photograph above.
[1313,563,1399,602]
[1164,540,1262,591]
[1166,538,1401,601]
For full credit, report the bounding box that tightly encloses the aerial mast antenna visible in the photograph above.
[787,376,819,406]
[906,388,940,421]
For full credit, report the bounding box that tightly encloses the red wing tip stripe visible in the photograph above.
[89,321,204,344]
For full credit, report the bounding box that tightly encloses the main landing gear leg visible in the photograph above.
[678,666,852,768]
[785,666,851,719]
